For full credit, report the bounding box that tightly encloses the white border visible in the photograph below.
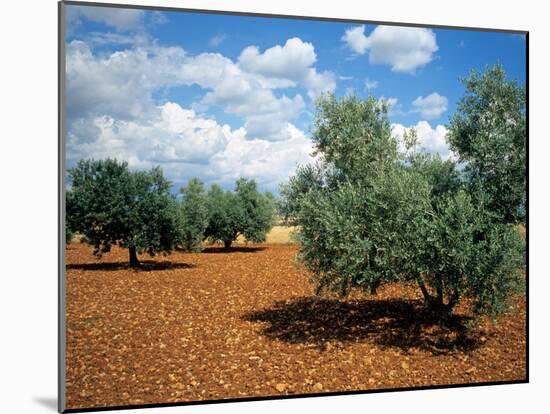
[1,1,547,413]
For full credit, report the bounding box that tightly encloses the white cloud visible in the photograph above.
[392,121,455,160]
[65,38,318,192]
[67,102,314,192]
[66,40,187,121]
[210,123,315,190]
[342,25,438,73]
[208,34,227,47]
[67,5,145,32]
[364,78,378,90]
[238,38,316,79]
[412,92,448,119]
[238,37,336,99]
[83,31,152,47]
[341,26,370,54]
[66,39,309,141]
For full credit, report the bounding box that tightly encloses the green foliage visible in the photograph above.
[204,184,241,249]
[235,179,276,243]
[279,163,326,225]
[283,93,525,321]
[312,93,397,182]
[447,64,526,223]
[409,153,463,202]
[65,224,74,246]
[412,189,524,317]
[66,159,179,266]
[178,178,208,252]
[296,168,432,297]
[205,179,276,249]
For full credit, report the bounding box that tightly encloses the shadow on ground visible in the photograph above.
[66,260,195,272]
[201,246,265,254]
[243,297,483,355]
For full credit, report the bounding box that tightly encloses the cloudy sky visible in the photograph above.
[64,4,526,194]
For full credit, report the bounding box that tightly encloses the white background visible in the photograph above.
[0,0,547,413]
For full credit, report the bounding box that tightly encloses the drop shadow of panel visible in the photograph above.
[32,396,57,412]
[66,260,195,272]
[201,246,266,254]
[243,296,482,356]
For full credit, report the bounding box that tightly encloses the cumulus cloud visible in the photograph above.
[210,123,315,190]
[66,5,145,32]
[412,92,448,119]
[67,102,314,192]
[342,25,438,73]
[66,39,312,141]
[341,26,370,54]
[65,37,320,192]
[392,121,455,160]
[66,40,187,121]
[238,37,336,99]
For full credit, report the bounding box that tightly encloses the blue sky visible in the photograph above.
[64,4,526,194]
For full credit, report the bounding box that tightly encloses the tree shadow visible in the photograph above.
[243,297,483,355]
[202,246,265,254]
[66,260,195,272]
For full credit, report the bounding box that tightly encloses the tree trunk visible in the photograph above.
[417,276,456,322]
[370,278,382,295]
[223,240,232,250]
[129,246,139,268]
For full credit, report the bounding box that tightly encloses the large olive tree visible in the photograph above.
[282,93,524,320]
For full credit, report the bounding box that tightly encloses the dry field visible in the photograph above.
[235,225,297,244]
[65,240,526,410]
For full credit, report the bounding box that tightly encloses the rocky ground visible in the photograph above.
[65,242,526,409]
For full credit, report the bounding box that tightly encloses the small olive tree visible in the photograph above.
[282,93,525,320]
[205,179,276,249]
[178,178,208,252]
[66,159,180,267]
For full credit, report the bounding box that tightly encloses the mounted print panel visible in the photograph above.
[59,1,527,411]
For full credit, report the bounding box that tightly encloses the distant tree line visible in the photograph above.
[66,161,276,267]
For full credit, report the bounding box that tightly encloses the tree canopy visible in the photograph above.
[66,158,179,267]
[178,178,209,252]
[447,64,526,223]
[282,88,525,321]
[205,179,276,249]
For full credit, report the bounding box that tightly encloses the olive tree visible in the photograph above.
[66,159,180,267]
[235,178,276,244]
[178,178,208,251]
[204,184,243,249]
[282,93,525,320]
[447,64,526,223]
[205,179,276,249]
